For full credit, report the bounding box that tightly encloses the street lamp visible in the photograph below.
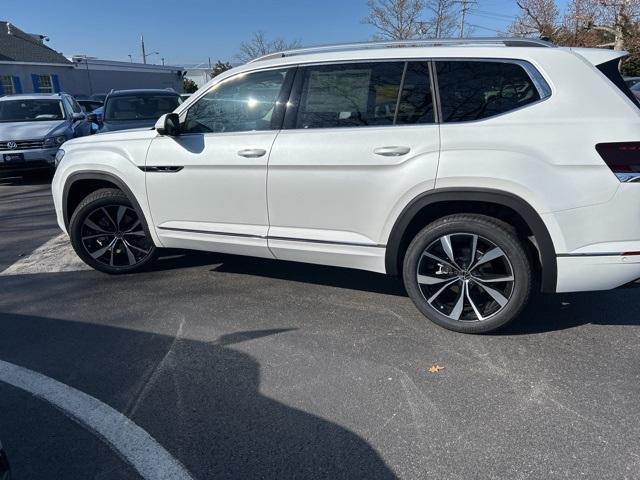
[144,51,159,64]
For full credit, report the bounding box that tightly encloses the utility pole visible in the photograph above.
[141,35,147,64]
[161,57,165,66]
[456,0,476,38]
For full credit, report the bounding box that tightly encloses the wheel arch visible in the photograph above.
[385,188,557,292]
[62,171,148,233]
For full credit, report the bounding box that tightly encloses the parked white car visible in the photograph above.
[52,38,640,333]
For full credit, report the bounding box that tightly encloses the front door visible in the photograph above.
[145,67,294,258]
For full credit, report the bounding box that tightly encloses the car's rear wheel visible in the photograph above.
[403,214,532,334]
[69,188,156,274]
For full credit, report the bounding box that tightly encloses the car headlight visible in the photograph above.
[54,148,65,167]
[44,136,67,147]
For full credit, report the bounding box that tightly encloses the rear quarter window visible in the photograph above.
[436,60,548,122]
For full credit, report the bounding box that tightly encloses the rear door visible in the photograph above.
[267,61,440,272]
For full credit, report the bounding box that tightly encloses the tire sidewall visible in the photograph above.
[403,216,531,334]
[69,191,156,274]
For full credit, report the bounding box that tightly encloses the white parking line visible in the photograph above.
[1,234,89,276]
[0,359,195,480]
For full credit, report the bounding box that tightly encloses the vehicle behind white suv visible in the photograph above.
[52,38,640,333]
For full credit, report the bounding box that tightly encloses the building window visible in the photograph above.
[36,74,53,93]
[0,76,14,95]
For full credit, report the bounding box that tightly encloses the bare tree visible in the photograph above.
[562,0,601,45]
[509,0,561,38]
[588,0,640,50]
[363,0,427,40]
[424,0,458,37]
[237,31,302,63]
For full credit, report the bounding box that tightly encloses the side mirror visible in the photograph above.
[72,112,86,122]
[155,113,181,136]
[86,113,98,123]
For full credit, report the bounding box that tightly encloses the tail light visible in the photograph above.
[596,142,640,182]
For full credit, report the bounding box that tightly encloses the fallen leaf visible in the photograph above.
[428,364,444,374]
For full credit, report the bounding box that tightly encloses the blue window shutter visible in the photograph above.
[13,76,22,93]
[51,74,61,93]
[31,74,39,93]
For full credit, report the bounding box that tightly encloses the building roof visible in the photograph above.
[0,21,72,64]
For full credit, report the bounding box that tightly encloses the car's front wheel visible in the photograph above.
[69,188,156,274]
[403,214,532,334]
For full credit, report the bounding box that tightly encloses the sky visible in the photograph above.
[4,0,569,66]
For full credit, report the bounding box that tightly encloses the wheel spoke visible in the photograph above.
[417,274,456,285]
[125,219,141,233]
[427,279,459,304]
[469,234,478,266]
[470,247,506,271]
[473,274,514,283]
[122,241,137,266]
[422,252,457,271]
[123,239,149,255]
[82,233,111,241]
[440,235,460,269]
[85,219,111,233]
[101,207,117,229]
[449,287,465,320]
[90,238,116,259]
[116,206,127,229]
[109,241,115,266]
[465,281,484,321]
[123,230,146,237]
[473,280,509,308]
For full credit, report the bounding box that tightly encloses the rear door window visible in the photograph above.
[435,60,547,122]
[396,62,435,125]
[293,62,405,129]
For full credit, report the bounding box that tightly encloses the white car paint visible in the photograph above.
[52,41,640,293]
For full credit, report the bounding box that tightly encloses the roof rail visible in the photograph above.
[248,37,555,64]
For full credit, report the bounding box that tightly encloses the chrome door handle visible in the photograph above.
[373,146,411,157]
[238,148,267,158]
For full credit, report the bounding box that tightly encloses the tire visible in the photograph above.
[403,214,532,334]
[69,188,156,274]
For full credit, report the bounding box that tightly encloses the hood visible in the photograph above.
[0,120,68,141]
[100,119,156,133]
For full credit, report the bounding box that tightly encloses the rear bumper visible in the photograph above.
[0,147,58,173]
[556,253,640,292]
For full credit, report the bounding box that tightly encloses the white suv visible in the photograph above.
[52,38,640,333]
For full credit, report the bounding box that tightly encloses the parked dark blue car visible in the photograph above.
[93,89,182,133]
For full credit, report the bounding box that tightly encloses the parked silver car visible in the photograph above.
[0,93,91,175]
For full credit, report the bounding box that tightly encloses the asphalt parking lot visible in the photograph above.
[1,175,639,480]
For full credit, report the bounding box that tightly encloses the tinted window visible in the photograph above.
[62,96,74,116]
[183,69,289,134]
[104,94,181,121]
[0,99,65,122]
[295,62,405,129]
[78,100,103,112]
[436,61,543,122]
[396,62,435,125]
[69,96,83,113]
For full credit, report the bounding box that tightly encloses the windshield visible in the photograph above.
[104,94,181,122]
[0,99,65,122]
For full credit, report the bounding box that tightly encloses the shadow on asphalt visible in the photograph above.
[0,312,398,480]
[147,249,640,335]
[0,174,53,187]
